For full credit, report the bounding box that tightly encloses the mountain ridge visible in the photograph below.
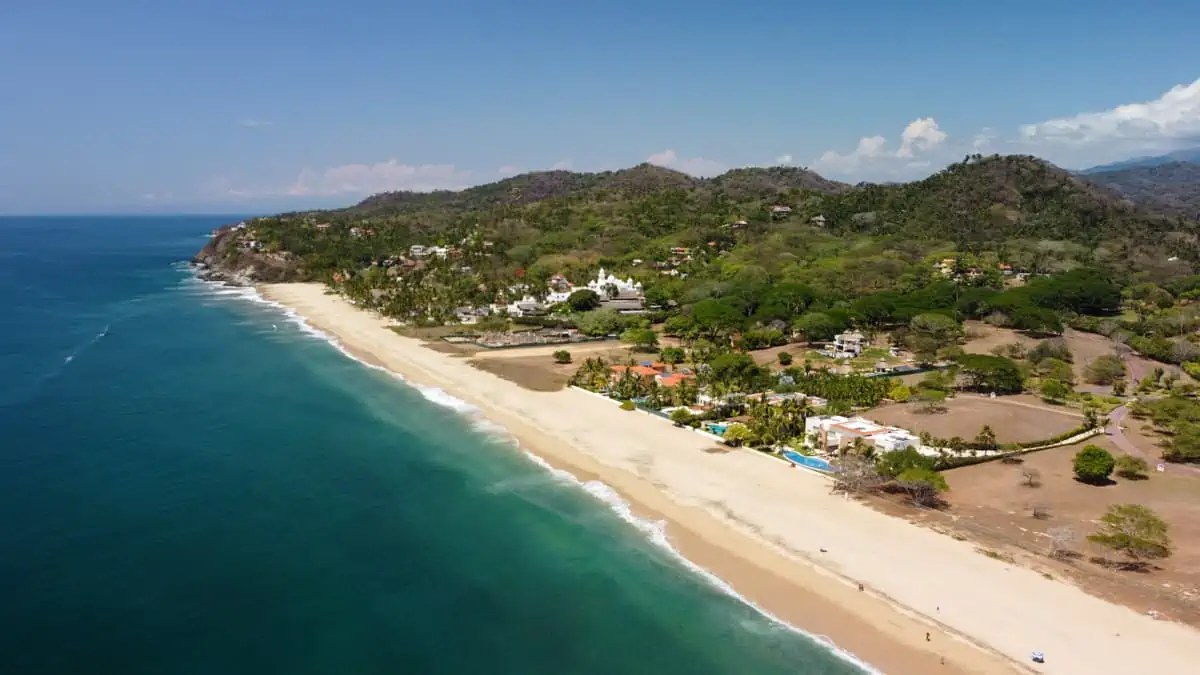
[1080,147,1200,174]
[1084,161,1200,218]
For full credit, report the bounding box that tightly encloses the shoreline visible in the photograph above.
[258,282,1200,675]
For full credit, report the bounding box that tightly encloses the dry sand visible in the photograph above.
[260,283,1200,675]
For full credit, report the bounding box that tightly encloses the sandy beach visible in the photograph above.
[261,283,1200,675]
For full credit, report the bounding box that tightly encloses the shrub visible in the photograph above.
[1028,339,1073,364]
[737,328,788,351]
[659,346,686,365]
[669,407,693,427]
[553,349,572,364]
[777,351,793,366]
[1073,445,1115,484]
[722,423,753,447]
[1085,354,1126,386]
[1087,504,1171,568]
[619,400,636,411]
[1114,454,1149,480]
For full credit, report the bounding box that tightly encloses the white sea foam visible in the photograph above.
[191,273,879,674]
[523,450,880,673]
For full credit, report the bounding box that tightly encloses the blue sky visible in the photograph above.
[2,0,1199,214]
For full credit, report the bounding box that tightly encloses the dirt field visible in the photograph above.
[464,342,639,391]
[962,321,1188,391]
[865,395,1081,443]
[905,438,1200,626]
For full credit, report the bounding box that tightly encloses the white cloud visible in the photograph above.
[646,149,727,176]
[814,118,949,177]
[896,117,947,158]
[238,119,272,128]
[971,127,997,152]
[814,135,888,173]
[550,159,573,171]
[775,154,793,165]
[287,160,471,197]
[1019,77,1200,149]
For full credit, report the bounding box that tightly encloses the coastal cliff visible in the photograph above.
[192,223,304,284]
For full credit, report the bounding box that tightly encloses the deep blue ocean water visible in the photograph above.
[0,216,868,675]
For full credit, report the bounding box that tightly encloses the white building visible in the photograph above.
[587,268,642,298]
[832,331,866,357]
[501,295,546,318]
[803,415,920,455]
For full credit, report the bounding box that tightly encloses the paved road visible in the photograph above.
[1106,403,1200,477]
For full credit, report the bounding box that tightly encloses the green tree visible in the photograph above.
[690,298,744,341]
[621,327,659,351]
[907,313,962,364]
[792,312,845,343]
[1039,378,1070,403]
[1087,504,1171,568]
[895,466,949,506]
[777,351,793,366]
[974,425,997,451]
[955,354,1024,393]
[1037,358,1076,385]
[888,382,912,402]
[553,349,571,364]
[659,346,685,365]
[669,407,694,427]
[1114,454,1149,480]
[1073,445,1115,484]
[876,447,935,479]
[722,422,753,447]
[1085,355,1126,386]
[567,289,601,312]
[916,388,948,413]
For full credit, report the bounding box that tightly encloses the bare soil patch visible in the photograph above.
[466,342,638,392]
[897,438,1200,627]
[865,396,1080,443]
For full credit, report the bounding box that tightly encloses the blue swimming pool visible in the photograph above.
[706,422,729,435]
[782,451,834,472]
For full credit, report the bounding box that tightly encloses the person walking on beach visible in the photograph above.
[926,632,931,642]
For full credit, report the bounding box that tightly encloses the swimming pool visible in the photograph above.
[706,422,729,435]
[782,451,834,472]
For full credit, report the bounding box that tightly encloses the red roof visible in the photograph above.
[611,365,658,378]
[656,372,695,388]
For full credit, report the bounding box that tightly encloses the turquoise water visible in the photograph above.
[0,216,870,675]
[782,452,835,472]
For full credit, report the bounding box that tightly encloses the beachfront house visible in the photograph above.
[832,331,866,358]
[803,415,921,455]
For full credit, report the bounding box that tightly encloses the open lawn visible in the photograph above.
[922,438,1200,626]
[865,395,1081,443]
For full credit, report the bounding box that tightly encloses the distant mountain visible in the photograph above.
[1080,147,1200,174]
[1084,161,1200,218]
[349,164,847,215]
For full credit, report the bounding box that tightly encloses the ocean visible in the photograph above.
[0,216,869,675]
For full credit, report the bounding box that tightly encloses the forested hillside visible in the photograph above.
[195,153,1200,342]
[1084,161,1200,219]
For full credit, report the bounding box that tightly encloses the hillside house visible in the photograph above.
[832,331,866,358]
[769,205,792,219]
